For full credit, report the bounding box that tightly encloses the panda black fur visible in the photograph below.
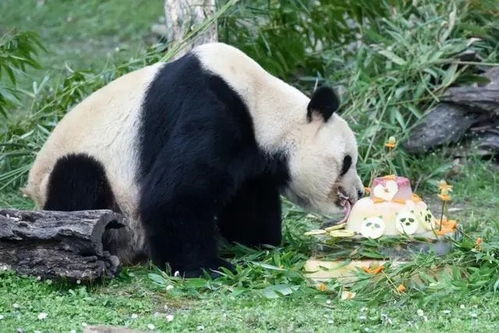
[25,43,364,277]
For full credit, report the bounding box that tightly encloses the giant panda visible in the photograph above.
[24,43,364,277]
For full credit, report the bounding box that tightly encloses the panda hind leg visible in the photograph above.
[43,154,138,261]
[43,153,116,211]
[217,176,282,247]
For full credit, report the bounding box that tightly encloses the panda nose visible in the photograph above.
[357,189,365,200]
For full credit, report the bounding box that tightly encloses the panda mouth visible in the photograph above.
[336,190,352,223]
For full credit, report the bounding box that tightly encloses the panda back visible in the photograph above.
[26,63,164,213]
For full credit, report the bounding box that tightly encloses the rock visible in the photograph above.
[405,67,499,154]
[404,103,484,153]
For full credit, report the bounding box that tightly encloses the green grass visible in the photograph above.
[1,159,497,332]
[1,0,498,331]
[0,0,162,74]
[1,268,498,332]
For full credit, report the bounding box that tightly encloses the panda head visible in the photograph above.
[283,86,364,216]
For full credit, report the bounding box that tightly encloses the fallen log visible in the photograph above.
[403,103,485,153]
[441,67,499,113]
[404,67,499,155]
[0,209,125,282]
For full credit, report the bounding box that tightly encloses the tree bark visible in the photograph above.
[0,209,124,282]
[164,0,218,57]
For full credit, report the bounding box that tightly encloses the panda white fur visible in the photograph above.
[24,43,364,277]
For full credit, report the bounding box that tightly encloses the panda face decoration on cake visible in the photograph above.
[284,88,364,216]
[360,217,385,239]
[419,208,437,231]
[395,211,419,235]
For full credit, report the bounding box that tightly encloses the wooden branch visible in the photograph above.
[0,209,125,282]
[164,0,218,58]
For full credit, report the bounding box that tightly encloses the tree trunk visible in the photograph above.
[0,209,124,282]
[164,0,218,57]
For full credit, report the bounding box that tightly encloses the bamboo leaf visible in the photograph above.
[378,49,406,65]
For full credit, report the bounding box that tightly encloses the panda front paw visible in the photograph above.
[174,258,235,278]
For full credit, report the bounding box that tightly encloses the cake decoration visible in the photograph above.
[359,216,385,239]
[305,175,457,240]
[303,136,460,283]
[304,138,460,242]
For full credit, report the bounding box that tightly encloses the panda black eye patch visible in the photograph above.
[340,155,352,176]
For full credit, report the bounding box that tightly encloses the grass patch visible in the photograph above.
[0,158,497,332]
[0,0,162,74]
[0,0,498,331]
[1,266,498,332]
[2,267,498,332]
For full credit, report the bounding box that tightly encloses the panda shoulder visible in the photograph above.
[108,63,165,90]
[192,42,265,77]
[192,42,246,58]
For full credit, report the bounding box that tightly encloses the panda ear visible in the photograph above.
[307,86,339,122]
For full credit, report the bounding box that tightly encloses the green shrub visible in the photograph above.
[330,1,498,184]
[0,30,43,117]
[219,0,392,79]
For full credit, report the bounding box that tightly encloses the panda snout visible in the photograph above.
[353,176,366,202]
[347,186,365,203]
[335,185,362,205]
